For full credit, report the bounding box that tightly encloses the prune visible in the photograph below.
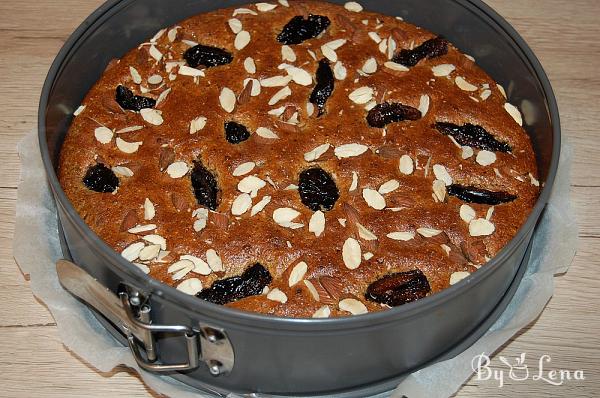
[196,263,272,305]
[447,184,517,205]
[224,121,251,144]
[435,122,511,152]
[309,59,334,116]
[392,37,448,67]
[366,102,421,128]
[83,164,119,193]
[277,15,331,45]
[183,44,233,68]
[191,161,219,210]
[298,167,339,211]
[115,85,156,111]
[365,269,431,307]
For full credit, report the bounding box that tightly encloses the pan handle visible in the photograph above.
[56,259,234,375]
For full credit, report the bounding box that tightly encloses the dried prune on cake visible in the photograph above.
[83,164,119,193]
[196,263,272,305]
[276,14,331,45]
[365,269,431,306]
[447,184,517,205]
[191,161,219,210]
[309,59,334,116]
[224,121,251,144]
[183,44,233,68]
[435,122,511,152]
[366,102,421,128]
[298,167,339,211]
[392,37,448,67]
[115,85,156,111]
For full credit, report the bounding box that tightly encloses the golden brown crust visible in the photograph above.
[58,0,539,318]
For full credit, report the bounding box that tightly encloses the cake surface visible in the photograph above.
[58,0,540,318]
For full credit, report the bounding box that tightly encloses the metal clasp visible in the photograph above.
[56,260,234,376]
[120,291,200,372]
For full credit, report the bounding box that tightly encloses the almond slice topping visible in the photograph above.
[342,237,362,269]
[339,298,368,315]
[176,278,203,295]
[362,188,386,210]
[308,210,325,237]
[288,261,308,287]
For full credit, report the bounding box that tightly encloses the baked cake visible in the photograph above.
[58,0,540,318]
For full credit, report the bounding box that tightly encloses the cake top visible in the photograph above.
[59,0,539,318]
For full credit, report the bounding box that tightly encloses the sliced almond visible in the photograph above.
[399,154,414,175]
[268,86,292,105]
[140,108,163,125]
[339,298,368,315]
[256,2,277,11]
[312,305,331,318]
[386,231,415,241]
[178,65,205,77]
[476,150,497,166]
[304,143,330,161]
[234,30,251,50]
[285,66,312,86]
[418,94,430,117]
[334,143,368,158]
[176,278,203,295]
[348,86,374,104]
[308,210,325,237]
[142,234,166,251]
[383,61,409,72]
[288,261,308,287]
[378,179,399,194]
[349,171,359,191]
[233,7,257,16]
[368,31,382,43]
[231,193,252,216]
[94,126,113,144]
[469,218,495,236]
[147,74,163,85]
[116,137,142,154]
[480,89,492,101]
[362,188,386,210]
[129,66,142,84]
[255,127,279,141]
[244,57,256,74]
[233,162,256,176]
[273,207,303,229]
[168,260,194,280]
[417,227,442,238]
[251,195,271,216]
[112,166,134,177]
[127,224,157,234]
[461,146,474,159]
[190,116,207,134]
[431,63,455,77]
[243,78,261,96]
[267,288,288,303]
[281,45,296,62]
[432,164,453,186]
[323,60,343,83]
[139,244,161,261]
[143,198,155,220]
[166,161,189,178]
[460,204,476,223]
[361,57,377,74]
[455,76,478,91]
[260,75,292,87]
[342,237,362,269]
[121,242,145,262]
[344,1,363,12]
[504,102,523,126]
[228,18,242,34]
[238,175,266,196]
[356,223,377,241]
[304,280,320,301]
[206,249,224,272]
[73,105,85,116]
[219,87,236,113]
[432,179,446,202]
[450,271,470,285]
[133,263,150,274]
[180,255,211,275]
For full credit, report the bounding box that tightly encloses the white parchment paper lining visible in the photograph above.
[14,131,577,398]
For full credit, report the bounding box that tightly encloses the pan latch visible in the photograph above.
[56,259,234,376]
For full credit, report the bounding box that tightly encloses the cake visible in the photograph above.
[58,0,540,318]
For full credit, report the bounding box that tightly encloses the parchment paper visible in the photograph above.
[14,131,577,398]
